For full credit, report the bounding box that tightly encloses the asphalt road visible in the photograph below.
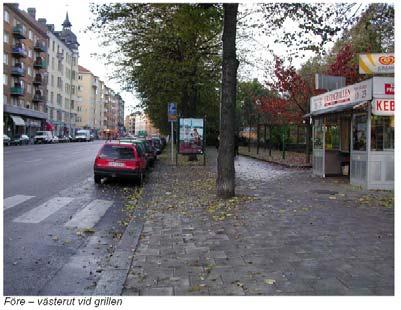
[3,140,102,197]
[3,140,137,295]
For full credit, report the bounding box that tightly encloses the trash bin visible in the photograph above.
[341,162,349,176]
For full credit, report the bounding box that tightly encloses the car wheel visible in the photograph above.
[94,174,102,184]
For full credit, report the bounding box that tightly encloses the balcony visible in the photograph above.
[12,25,26,39]
[10,86,24,96]
[32,92,44,102]
[33,58,47,69]
[34,41,47,53]
[32,74,43,85]
[11,65,25,77]
[11,45,27,58]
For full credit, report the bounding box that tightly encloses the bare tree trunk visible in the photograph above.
[217,3,239,199]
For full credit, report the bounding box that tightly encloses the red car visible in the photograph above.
[93,143,147,184]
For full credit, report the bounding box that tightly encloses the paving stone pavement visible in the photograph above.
[122,148,394,296]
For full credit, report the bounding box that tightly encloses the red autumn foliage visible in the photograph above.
[326,44,360,85]
[258,56,318,124]
[256,97,302,125]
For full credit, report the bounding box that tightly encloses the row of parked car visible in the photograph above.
[3,130,95,146]
[93,134,167,185]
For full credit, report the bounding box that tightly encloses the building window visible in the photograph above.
[4,53,8,65]
[4,10,10,23]
[3,74,8,85]
[57,77,63,89]
[4,33,9,43]
[29,30,33,40]
[352,113,367,151]
[371,115,394,151]
[78,75,82,80]
[27,84,31,94]
[27,67,32,76]
[51,75,54,87]
[28,49,32,58]
[58,61,63,72]
[52,57,55,69]
[57,94,62,105]
[52,41,55,52]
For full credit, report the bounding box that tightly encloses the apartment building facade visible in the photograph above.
[39,13,79,136]
[3,3,48,138]
[77,65,125,138]
[135,112,159,136]
[124,113,136,135]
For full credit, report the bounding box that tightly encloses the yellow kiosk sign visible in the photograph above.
[359,53,394,74]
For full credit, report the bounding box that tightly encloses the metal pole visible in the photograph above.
[282,125,286,160]
[171,121,174,165]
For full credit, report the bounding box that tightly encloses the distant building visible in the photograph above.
[77,65,101,132]
[3,3,48,138]
[135,112,159,136]
[124,113,136,135]
[77,65,125,138]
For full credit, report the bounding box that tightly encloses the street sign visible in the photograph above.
[168,102,177,122]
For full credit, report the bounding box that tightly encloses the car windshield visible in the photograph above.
[36,132,46,136]
[76,131,87,135]
[100,145,135,159]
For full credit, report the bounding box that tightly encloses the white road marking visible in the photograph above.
[13,197,74,223]
[4,195,35,210]
[24,159,42,163]
[65,199,113,229]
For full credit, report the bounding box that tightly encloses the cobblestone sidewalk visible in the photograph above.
[122,149,394,296]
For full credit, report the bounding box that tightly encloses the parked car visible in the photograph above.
[58,135,69,143]
[51,136,59,143]
[137,139,157,166]
[160,136,166,149]
[75,130,92,142]
[133,139,156,167]
[151,137,162,154]
[93,142,147,185]
[118,138,152,167]
[3,134,11,146]
[34,131,53,144]
[12,134,30,145]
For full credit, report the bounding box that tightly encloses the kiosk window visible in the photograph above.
[371,115,394,151]
[352,114,367,151]
[325,125,340,150]
[314,119,323,149]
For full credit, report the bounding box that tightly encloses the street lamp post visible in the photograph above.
[255,99,261,155]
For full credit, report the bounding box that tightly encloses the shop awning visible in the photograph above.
[10,115,25,126]
[308,101,366,117]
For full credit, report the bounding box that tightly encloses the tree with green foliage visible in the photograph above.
[89,3,223,135]
[90,3,381,199]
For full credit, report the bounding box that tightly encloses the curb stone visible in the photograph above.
[238,151,312,169]
[93,174,155,295]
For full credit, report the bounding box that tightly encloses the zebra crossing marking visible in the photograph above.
[65,199,113,229]
[13,197,74,224]
[4,195,35,210]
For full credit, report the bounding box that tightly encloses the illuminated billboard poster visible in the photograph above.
[178,118,204,154]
